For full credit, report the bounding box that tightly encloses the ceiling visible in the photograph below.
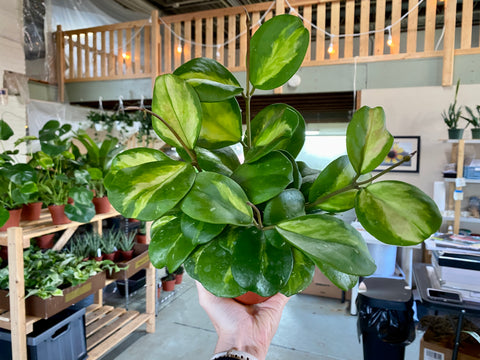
[129,0,267,16]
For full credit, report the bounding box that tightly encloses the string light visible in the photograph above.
[386,26,393,47]
[327,39,335,55]
[176,45,183,53]
[122,52,130,60]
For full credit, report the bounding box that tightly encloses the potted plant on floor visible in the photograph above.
[74,131,123,213]
[442,79,465,139]
[462,105,480,139]
[105,14,441,302]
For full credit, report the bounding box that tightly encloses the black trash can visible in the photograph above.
[356,277,416,360]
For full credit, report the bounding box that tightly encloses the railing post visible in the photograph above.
[274,0,285,94]
[151,9,160,88]
[56,25,65,103]
[442,0,457,86]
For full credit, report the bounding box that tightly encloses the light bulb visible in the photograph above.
[177,45,183,53]
[122,52,130,60]
[387,37,393,47]
[327,42,335,55]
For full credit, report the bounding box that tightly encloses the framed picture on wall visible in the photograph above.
[374,136,420,173]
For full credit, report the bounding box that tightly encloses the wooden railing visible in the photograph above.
[55,0,480,100]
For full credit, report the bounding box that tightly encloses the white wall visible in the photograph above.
[1,0,27,156]
[361,84,480,198]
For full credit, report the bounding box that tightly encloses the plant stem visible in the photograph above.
[247,201,263,229]
[125,106,201,172]
[306,152,416,209]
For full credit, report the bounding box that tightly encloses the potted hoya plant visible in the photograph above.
[0,119,38,230]
[105,14,441,303]
[74,131,123,213]
[442,79,465,139]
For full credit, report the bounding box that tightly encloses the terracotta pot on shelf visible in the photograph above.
[94,255,104,261]
[48,204,71,225]
[234,292,272,305]
[103,252,116,261]
[35,233,55,249]
[162,279,176,292]
[175,273,183,285]
[0,208,23,232]
[92,196,111,214]
[21,202,43,221]
[136,234,147,244]
[120,249,134,261]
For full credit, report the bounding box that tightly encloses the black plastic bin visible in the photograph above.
[356,277,416,360]
[0,306,87,360]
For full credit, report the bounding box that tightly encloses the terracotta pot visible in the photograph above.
[175,273,183,285]
[162,279,176,291]
[92,196,111,214]
[94,255,104,261]
[21,202,43,221]
[128,218,140,223]
[0,208,23,232]
[120,249,134,261]
[103,252,115,261]
[36,233,55,249]
[136,234,147,244]
[234,292,272,305]
[48,204,71,225]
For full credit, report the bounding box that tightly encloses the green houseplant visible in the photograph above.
[462,105,480,139]
[105,14,441,300]
[442,79,465,139]
[117,230,136,261]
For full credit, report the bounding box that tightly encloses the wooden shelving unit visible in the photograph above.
[0,208,156,360]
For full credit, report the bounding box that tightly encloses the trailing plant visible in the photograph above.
[105,14,441,298]
[0,247,119,299]
[442,79,464,129]
[117,231,136,252]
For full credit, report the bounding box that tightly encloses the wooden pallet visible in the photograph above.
[85,304,151,360]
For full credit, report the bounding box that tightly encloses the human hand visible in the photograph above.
[196,281,290,360]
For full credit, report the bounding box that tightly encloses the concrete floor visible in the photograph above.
[101,274,423,360]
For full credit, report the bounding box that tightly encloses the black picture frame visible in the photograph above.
[374,136,420,173]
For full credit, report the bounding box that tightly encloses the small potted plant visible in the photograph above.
[462,105,480,139]
[135,221,147,244]
[101,230,118,261]
[117,230,136,261]
[174,265,184,285]
[69,235,90,261]
[442,79,465,139]
[161,269,176,292]
[83,231,103,261]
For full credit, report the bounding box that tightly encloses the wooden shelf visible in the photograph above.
[443,216,480,224]
[444,178,480,184]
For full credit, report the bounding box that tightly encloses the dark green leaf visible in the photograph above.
[181,171,253,225]
[346,106,394,174]
[69,186,94,206]
[231,151,293,204]
[274,107,306,159]
[279,150,301,189]
[264,189,305,225]
[0,120,14,141]
[245,104,299,163]
[149,217,196,272]
[232,227,293,296]
[108,160,196,221]
[198,98,242,149]
[281,248,315,297]
[355,181,442,245]
[181,213,226,245]
[64,203,96,223]
[152,74,202,150]
[250,14,309,90]
[189,146,240,176]
[276,214,376,276]
[0,208,8,228]
[185,78,243,102]
[317,262,358,291]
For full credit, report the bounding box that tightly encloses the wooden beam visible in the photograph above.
[56,25,65,102]
[442,0,457,86]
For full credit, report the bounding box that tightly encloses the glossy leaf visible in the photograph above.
[274,107,306,159]
[185,78,243,102]
[308,155,357,212]
[108,160,196,221]
[173,57,241,87]
[181,171,253,225]
[265,228,287,248]
[149,217,196,272]
[263,189,305,226]
[195,231,245,297]
[280,150,301,189]
[232,227,293,296]
[152,74,202,150]
[250,14,309,90]
[0,120,13,141]
[276,214,376,276]
[346,106,394,174]
[317,262,358,291]
[0,208,8,228]
[231,151,293,204]
[4,164,37,185]
[355,181,442,246]
[198,98,242,149]
[69,186,94,206]
[281,248,315,297]
[181,213,225,245]
[245,104,299,163]
[34,151,54,170]
[151,214,179,239]
[191,147,240,176]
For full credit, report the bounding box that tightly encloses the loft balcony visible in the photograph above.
[54,0,480,103]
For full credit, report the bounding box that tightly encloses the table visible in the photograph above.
[413,263,480,360]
